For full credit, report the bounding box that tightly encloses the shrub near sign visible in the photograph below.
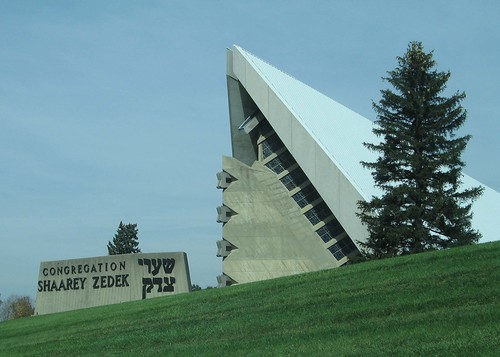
[35,252,192,315]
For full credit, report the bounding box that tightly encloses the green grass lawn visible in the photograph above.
[1,242,499,356]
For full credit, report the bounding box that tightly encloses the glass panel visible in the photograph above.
[258,120,273,136]
[317,219,345,243]
[328,237,357,260]
[280,168,307,190]
[292,185,319,208]
[265,151,295,174]
[261,134,284,159]
[304,202,331,225]
[328,220,344,237]
[328,243,344,260]
[316,225,332,243]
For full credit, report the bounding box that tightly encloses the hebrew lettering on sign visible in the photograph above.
[138,258,176,299]
[142,277,154,299]
[162,259,175,274]
[163,277,175,292]
[138,258,175,275]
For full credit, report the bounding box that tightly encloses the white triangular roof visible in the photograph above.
[231,45,500,243]
[236,45,379,199]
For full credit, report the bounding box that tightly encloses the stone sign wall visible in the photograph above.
[35,252,191,315]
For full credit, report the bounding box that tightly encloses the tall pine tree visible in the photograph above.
[107,221,141,255]
[358,41,483,258]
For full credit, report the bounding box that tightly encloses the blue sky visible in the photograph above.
[1,1,499,299]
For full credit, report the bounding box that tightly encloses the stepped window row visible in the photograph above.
[257,120,358,261]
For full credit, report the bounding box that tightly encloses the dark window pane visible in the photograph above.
[261,134,284,159]
[304,202,331,225]
[316,225,332,243]
[328,243,344,260]
[265,151,295,174]
[258,120,273,136]
[327,237,357,260]
[316,226,333,243]
[316,219,344,243]
[280,168,307,190]
[292,185,319,208]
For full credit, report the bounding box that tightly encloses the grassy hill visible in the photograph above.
[1,242,499,356]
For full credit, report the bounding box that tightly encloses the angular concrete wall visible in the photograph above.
[217,47,362,286]
[220,156,339,284]
[35,252,191,315]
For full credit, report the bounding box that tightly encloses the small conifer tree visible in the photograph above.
[358,41,483,258]
[107,221,141,255]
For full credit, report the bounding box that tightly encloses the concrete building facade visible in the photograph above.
[216,45,500,287]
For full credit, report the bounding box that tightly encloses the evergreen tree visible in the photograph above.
[107,221,141,255]
[358,41,483,258]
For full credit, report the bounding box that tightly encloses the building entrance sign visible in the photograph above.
[35,252,191,315]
